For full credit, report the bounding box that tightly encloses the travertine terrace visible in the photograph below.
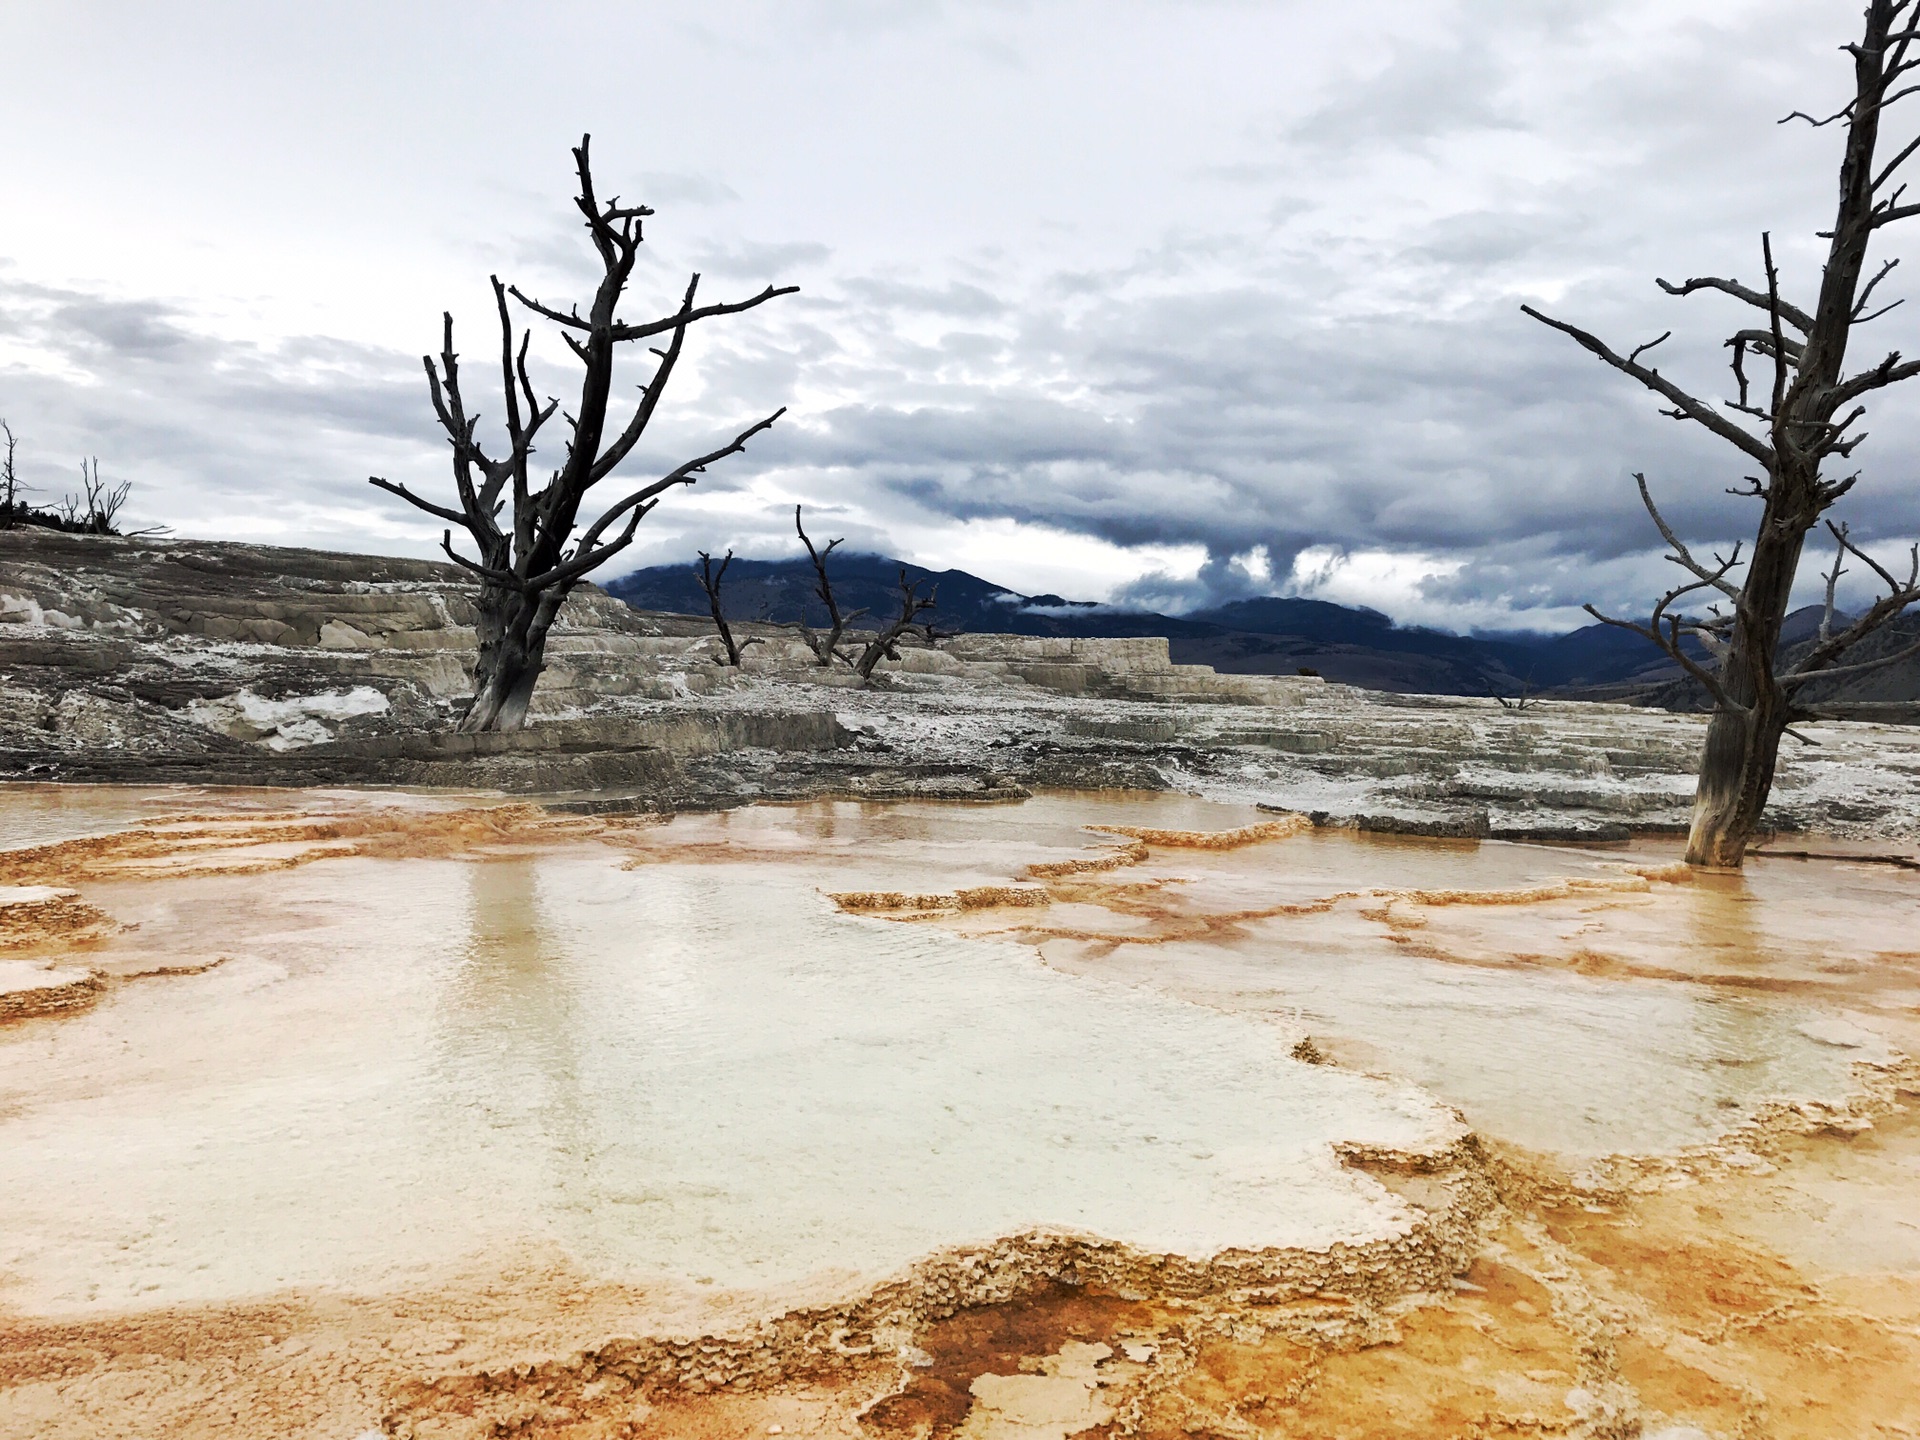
[5,529,1920,837]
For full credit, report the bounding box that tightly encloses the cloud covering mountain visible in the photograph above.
[3,0,1918,631]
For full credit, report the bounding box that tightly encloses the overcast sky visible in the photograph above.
[5,0,1920,632]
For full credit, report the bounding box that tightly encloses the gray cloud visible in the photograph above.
[4,0,1917,633]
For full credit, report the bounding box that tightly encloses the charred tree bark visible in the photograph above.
[370,135,794,732]
[1526,1,1920,867]
[789,505,866,666]
[696,549,762,667]
[853,570,940,680]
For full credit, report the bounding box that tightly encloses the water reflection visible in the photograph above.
[0,789,1903,1317]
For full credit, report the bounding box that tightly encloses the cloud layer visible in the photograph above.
[3,0,1919,631]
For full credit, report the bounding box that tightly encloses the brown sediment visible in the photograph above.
[829,886,1053,915]
[1392,863,1690,908]
[0,804,655,890]
[0,886,115,1022]
[372,1132,1493,1439]
[1022,838,1149,878]
[0,963,102,1021]
[1084,816,1311,850]
[0,885,114,950]
[858,1283,1158,1436]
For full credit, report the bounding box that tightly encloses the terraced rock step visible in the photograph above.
[5,529,1919,836]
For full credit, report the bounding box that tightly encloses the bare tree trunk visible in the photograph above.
[852,569,939,680]
[696,549,761,666]
[789,505,865,666]
[1526,0,1920,867]
[1,422,17,529]
[1686,513,1807,865]
[462,586,567,732]
[371,135,793,733]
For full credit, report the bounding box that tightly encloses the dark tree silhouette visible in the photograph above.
[1526,0,1920,867]
[852,569,941,680]
[69,458,131,535]
[0,423,19,528]
[695,549,763,666]
[371,135,795,732]
[788,505,866,666]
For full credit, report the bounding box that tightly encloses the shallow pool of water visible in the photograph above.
[0,788,1905,1319]
[0,840,1447,1315]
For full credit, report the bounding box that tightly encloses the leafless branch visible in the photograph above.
[1627,331,1672,366]
[1520,305,1775,464]
[790,504,867,665]
[1819,523,1850,644]
[560,409,786,580]
[1783,522,1920,684]
[1853,257,1903,317]
[696,549,764,666]
[1584,599,1741,711]
[1634,473,1746,600]
[1763,232,1790,420]
[1826,350,1920,406]
[1655,274,1815,332]
[367,476,470,528]
[853,569,942,680]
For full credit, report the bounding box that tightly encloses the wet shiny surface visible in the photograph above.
[0,799,1448,1316]
[1,787,1912,1319]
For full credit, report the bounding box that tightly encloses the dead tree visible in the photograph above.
[852,569,941,680]
[695,549,763,666]
[789,504,865,665]
[0,422,18,527]
[1488,672,1536,712]
[1524,0,1920,868]
[370,135,795,732]
[67,457,132,534]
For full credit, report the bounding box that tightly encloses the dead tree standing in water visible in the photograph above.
[371,135,794,732]
[1525,0,1920,868]
[695,549,763,666]
[852,569,941,680]
[789,505,866,665]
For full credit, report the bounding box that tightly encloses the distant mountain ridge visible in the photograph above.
[604,552,1916,703]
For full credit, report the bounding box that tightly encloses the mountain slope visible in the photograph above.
[604,555,1914,704]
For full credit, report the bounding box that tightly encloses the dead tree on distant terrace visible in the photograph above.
[68,457,132,534]
[852,569,941,680]
[370,135,795,732]
[695,549,763,666]
[789,505,866,665]
[0,422,19,527]
[1525,0,1920,868]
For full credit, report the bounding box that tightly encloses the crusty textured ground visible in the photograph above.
[6,1110,1917,1438]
